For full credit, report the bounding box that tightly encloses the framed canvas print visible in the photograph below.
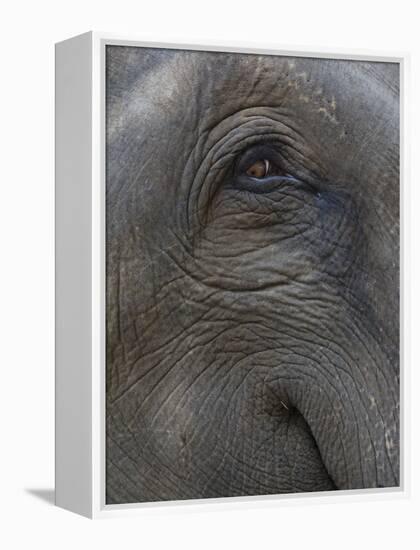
[55,32,406,518]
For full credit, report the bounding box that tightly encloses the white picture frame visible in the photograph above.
[55,31,409,519]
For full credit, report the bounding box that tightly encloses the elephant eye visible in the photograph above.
[231,144,318,195]
[236,146,286,180]
[232,145,301,194]
[246,159,270,178]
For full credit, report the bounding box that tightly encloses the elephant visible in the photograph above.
[105,45,400,504]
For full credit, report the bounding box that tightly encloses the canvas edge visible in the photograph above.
[55,31,94,519]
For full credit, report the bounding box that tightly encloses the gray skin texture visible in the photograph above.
[106,46,400,504]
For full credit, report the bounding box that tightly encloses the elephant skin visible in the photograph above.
[105,46,400,503]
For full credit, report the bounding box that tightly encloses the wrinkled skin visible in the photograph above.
[106,46,399,503]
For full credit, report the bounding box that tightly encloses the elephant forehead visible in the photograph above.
[107,47,397,134]
[107,48,398,197]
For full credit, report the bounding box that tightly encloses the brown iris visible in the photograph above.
[246,159,270,178]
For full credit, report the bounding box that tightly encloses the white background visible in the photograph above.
[1,0,418,547]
